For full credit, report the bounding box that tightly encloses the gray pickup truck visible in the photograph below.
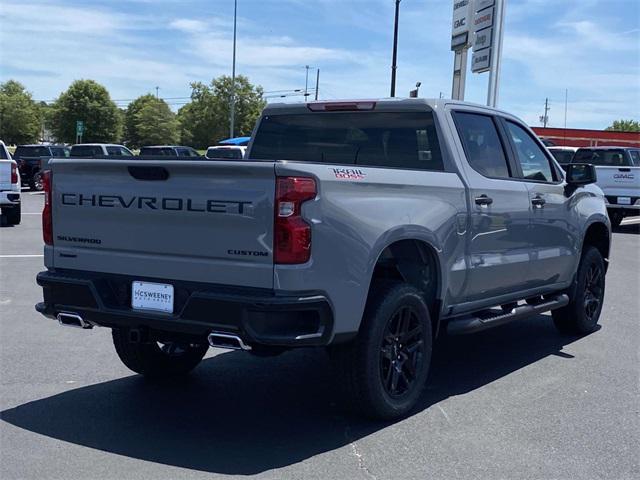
[36,99,611,419]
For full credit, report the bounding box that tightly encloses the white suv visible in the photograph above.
[0,140,21,225]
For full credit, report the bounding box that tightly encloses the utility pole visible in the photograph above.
[229,0,238,138]
[540,97,550,128]
[564,89,568,129]
[390,0,401,97]
[304,65,310,101]
[315,68,320,101]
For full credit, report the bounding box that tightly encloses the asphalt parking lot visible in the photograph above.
[1,192,638,480]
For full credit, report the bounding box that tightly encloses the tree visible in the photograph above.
[177,75,265,149]
[606,119,640,132]
[0,80,42,145]
[133,97,179,146]
[50,80,122,143]
[124,95,179,147]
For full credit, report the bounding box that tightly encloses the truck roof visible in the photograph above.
[263,98,517,118]
[576,146,636,150]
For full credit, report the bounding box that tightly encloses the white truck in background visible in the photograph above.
[0,140,21,225]
[573,147,640,227]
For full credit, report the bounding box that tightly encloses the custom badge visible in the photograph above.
[329,167,366,180]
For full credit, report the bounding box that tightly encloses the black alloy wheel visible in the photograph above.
[380,306,425,398]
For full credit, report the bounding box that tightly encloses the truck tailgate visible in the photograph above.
[49,159,275,288]
[595,166,640,198]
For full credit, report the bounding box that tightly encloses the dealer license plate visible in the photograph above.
[617,197,631,205]
[132,281,174,313]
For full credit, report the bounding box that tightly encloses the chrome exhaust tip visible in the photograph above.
[207,332,252,351]
[57,312,92,329]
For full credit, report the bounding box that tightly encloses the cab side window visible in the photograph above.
[505,121,556,182]
[454,112,511,178]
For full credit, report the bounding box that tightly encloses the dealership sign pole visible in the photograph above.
[450,0,473,100]
[470,0,505,107]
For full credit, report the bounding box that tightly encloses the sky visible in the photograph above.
[0,0,638,130]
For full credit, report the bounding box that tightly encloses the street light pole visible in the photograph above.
[304,65,310,102]
[229,0,237,138]
[390,0,401,97]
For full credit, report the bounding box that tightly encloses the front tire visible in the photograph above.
[553,246,605,335]
[330,282,433,420]
[112,328,208,378]
[608,209,623,228]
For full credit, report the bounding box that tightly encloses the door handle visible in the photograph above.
[531,195,546,208]
[474,194,493,206]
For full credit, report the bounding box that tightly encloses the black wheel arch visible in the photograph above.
[367,239,442,338]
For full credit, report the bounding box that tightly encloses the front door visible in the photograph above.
[501,119,579,289]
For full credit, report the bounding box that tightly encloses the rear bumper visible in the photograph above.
[36,269,334,347]
[0,191,20,207]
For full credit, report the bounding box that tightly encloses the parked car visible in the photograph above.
[70,144,134,157]
[139,146,201,158]
[572,146,640,227]
[0,140,21,225]
[13,144,70,191]
[205,145,246,160]
[547,146,578,167]
[36,98,610,419]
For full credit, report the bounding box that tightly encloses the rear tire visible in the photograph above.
[329,282,432,420]
[4,204,21,225]
[112,328,208,378]
[552,246,605,335]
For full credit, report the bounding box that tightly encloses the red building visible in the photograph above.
[532,127,640,148]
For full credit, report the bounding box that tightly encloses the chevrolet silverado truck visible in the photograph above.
[36,99,611,419]
[0,140,21,225]
[572,147,640,227]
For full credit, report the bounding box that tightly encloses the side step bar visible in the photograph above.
[446,294,569,335]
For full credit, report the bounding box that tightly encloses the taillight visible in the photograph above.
[42,171,53,245]
[274,176,316,264]
[10,163,18,184]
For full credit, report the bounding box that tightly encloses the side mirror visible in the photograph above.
[565,163,597,186]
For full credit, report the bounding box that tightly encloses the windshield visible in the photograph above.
[250,111,444,171]
[573,149,632,167]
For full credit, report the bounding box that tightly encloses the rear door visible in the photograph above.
[452,110,533,302]
[50,159,275,288]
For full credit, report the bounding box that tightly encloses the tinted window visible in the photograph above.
[14,146,50,158]
[549,149,574,164]
[106,146,124,156]
[139,147,176,156]
[573,149,632,167]
[0,147,7,159]
[70,146,103,157]
[506,121,555,182]
[629,150,640,166]
[250,112,444,171]
[206,147,243,159]
[454,113,510,178]
[50,147,70,158]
